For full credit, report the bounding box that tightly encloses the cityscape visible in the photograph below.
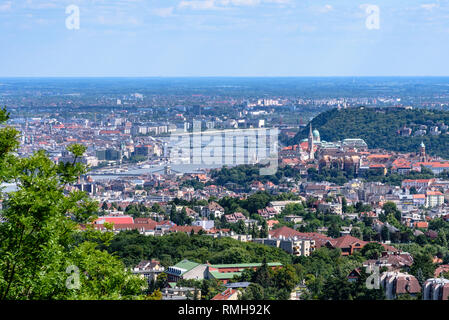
[1,0,449,311]
[2,77,449,302]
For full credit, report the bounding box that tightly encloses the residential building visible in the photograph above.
[380,272,421,300]
[131,260,165,285]
[423,278,449,300]
[206,262,283,284]
[318,202,343,215]
[269,200,304,214]
[211,288,240,300]
[192,219,214,230]
[402,179,434,189]
[426,191,445,208]
[161,286,201,300]
[201,201,225,219]
[165,259,208,282]
[224,212,246,223]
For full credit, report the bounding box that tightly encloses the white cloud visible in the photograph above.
[0,1,12,12]
[152,7,174,18]
[178,0,289,10]
[23,0,59,10]
[421,3,439,11]
[96,14,142,27]
[220,0,261,6]
[265,0,291,3]
[178,0,219,10]
[318,4,333,13]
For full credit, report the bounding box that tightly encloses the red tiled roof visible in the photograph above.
[113,223,155,231]
[99,130,120,135]
[267,220,279,227]
[392,158,412,169]
[365,252,413,269]
[330,235,368,249]
[208,201,224,211]
[403,179,434,183]
[206,228,231,234]
[94,216,134,225]
[134,217,157,227]
[282,145,298,151]
[92,223,156,231]
[395,275,421,294]
[413,161,449,168]
[369,164,386,168]
[269,226,303,239]
[435,265,449,277]
[414,221,429,229]
[427,191,443,196]
[300,141,309,151]
[282,158,301,165]
[379,243,399,253]
[269,226,333,246]
[169,225,203,234]
[157,220,173,226]
[212,288,238,300]
[367,154,391,159]
[360,211,377,217]
[303,232,334,248]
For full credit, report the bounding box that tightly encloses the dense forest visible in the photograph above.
[209,162,449,188]
[209,164,300,191]
[291,107,449,158]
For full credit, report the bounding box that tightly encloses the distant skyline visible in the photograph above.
[1,0,449,77]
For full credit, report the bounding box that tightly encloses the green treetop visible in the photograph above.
[0,107,147,300]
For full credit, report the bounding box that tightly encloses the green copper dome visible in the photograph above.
[313,129,320,137]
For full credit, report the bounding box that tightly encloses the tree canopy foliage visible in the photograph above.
[106,230,293,268]
[292,107,449,158]
[0,107,147,300]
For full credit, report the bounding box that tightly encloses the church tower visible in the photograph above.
[419,141,427,162]
[308,124,314,160]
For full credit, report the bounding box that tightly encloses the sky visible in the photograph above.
[0,0,449,77]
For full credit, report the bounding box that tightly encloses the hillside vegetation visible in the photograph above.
[291,107,449,158]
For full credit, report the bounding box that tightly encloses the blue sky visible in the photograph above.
[0,0,449,76]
